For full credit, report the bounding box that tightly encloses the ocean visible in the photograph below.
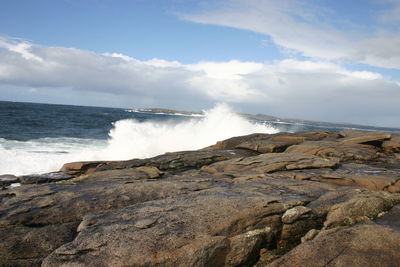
[1,100,399,176]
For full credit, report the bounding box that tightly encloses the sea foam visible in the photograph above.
[0,104,278,175]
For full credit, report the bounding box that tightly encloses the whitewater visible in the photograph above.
[0,103,278,175]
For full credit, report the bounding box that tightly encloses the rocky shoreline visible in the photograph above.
[1,130,400,266]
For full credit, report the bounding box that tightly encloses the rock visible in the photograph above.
[236,140,296,153]
[41,186,314,267]
[383,134,400,153]
[201,133,271,150]
[70,150,249,175]
[281,206,312,224]
[201,131,337,151]
[268,163,400,192]
[19,172,74,184]
[0,174,19,186]
[201,153,339,174]
[323,191,400,229]
[67,166,163,183]
[133,218,158,229]
[301,229,320,242]
[60,161,106,175]
[339,130,391,145]
[375,204,400,230]
[2,130,400,266]
[284,141,378,161]
[225,227,272,267]
[268,223,400,267]
[0,222,78,267]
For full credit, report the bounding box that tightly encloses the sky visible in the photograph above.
[0,0,399,127]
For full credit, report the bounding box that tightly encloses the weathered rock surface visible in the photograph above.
[338,130,392,144]
[201,153,339,174]
[1,130,400,267]
[267,223,400,267]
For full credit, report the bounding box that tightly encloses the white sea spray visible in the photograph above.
[0,104,278,175]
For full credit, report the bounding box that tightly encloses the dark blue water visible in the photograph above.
[0,101,188,141]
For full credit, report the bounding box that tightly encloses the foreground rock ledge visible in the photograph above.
[1,130,400,267]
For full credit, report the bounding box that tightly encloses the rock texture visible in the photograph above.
[1,130,400,267]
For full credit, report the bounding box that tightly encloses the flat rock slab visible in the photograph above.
[284,141,378,161]
[62,150,249,176]
[339,131,391,144]
[202,131,338,151]
[267,223,400,267]
[236,140,296,153]
[266,163,400,192]
[201,153,339,174]
[41,178,327,267]
[19,172,74,184]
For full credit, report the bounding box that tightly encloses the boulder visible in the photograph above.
[281,206,312,224]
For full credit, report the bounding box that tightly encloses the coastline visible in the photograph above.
[1,129,400,266]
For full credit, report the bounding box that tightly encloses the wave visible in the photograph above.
[125,109,205,117]
[0,104,278,175]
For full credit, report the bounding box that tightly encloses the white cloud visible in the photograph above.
[180,0,400,69]
[0,37,399,126]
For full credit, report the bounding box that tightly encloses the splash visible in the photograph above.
[0,104,278,175]
[103,104,278,159]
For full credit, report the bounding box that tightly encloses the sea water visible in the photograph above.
[0,101,398,176]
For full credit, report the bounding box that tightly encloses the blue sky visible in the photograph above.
[0,0,400,126]
[0,0,278,62]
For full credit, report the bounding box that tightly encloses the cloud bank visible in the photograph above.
[181,0,400,69]
[0,37,399,127]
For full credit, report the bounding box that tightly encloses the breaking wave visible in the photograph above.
[0,104,278,175]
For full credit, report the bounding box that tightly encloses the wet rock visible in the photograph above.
[0,174,19,186]
[375,204,400,230]
[19,172,74,184]
[63,150,248,176]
